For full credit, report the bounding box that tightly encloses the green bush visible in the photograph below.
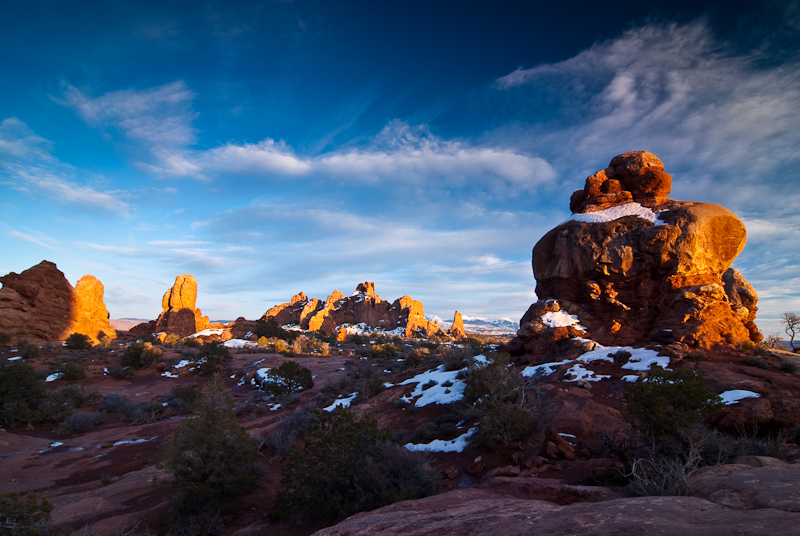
[39,384,98,423]
[121,342,163,370]
[0,491,72,536]
[260,361,314,397]
[0,361,44,426]
[64,332,92,350]
[255,318,298,342]
[273,408,437,523]
[457,353,536,451]
[158,375,260,534]
[625,367,723,438]
[195,341,232,375]
[17,340,39,360]
[54,359,85,382]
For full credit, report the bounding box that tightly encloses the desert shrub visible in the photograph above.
[121,342,163,370]
[54,360,85,382]
[257,336,269,348]
[610,350,632,364]
[411,422,438,441]
[170,384,200,407]
[195,341,231,375]
[272,408,437,523]
[441,346,476,371]
[107,363,133,379]
[625,367,723,439]
[456,353,536,451]
[0,491,72,536]
[98,393,138,420]
[163,333,181,347]
[97,333,113,348]
[625,448,701,497]
[254,318,298,342]
[0,361,45,426]
[421,379,437,391]
[182,337,202,349]
[158,375,260,534]
[0,332,11,351]
[273,340,288,354]
[260,361,314,397]
[289,336,307,355]
[17,340,39,360]
[744,355,770,370]
[57,411,101,435]
[368,343,398,359]
[261,406,313,455]
[780,359,798,373]
[64,332,93,350]
[39,384,97,422]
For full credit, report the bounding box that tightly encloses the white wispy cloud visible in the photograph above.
[0,118,132,215]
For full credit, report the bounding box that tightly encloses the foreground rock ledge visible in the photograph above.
[312,488,800,536]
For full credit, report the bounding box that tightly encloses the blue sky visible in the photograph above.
[1,0,798,335]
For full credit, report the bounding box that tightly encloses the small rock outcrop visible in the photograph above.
[448,311,465,339]
[262,282,446,338]
[509,151,761,356]
[155,274,209,337]
[71,275,116,344]
[0,261,116,344]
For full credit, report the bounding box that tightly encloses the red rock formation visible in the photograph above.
[510,151,760,355]
[448,311,465,339]
[262,282,446,338]
[0,261,117,345]
[0,261,74,344]
[154,274,209,337]
[70,275,116,344]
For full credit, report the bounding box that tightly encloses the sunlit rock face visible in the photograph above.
[155,274,209,337]
[509,151,760,357]
[262,282,446,338]
[71,275,116,343]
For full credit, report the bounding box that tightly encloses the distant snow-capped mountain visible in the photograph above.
[428,315,519,335]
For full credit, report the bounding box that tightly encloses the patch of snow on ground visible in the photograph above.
[7,356,22,361]
[404,428,475,453]
[567,202,667,226]
[399,365,466,407]
[191,328,226,337]
[473,354,488,366]
[622,375,640,382]
[564,364,610,382]
[541,310,585,329]
[223,339,256,348]
[174,360,192,369]
[621,348,670,371]
[113,438,153,446]
[45,373,63,382]
[720,390,761,405]
[522,360,573,377]
[161,371,178,378]
[324,392,357,412]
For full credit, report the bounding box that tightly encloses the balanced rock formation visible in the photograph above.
[447,311,465,339]
[262,282,445,338]
[155,274,209,337]
[509,151,760,357]
[71,275,116,343]
[0,261,116,344]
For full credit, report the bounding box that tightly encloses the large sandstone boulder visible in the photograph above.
[512,151,760,354]
[154,274,209,337]
[0,261,74,344]
[0,261,116,345]
[448,311,465,339]
[262,283,446,338]
[71,275,116,344]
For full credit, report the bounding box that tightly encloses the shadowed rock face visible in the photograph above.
[0,261,75,344]
[155,274,209,337]
[262,282,445,338]
[510,151,760,355]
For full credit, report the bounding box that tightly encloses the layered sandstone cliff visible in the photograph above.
[262,282,445,338]
[508,151,760,358]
